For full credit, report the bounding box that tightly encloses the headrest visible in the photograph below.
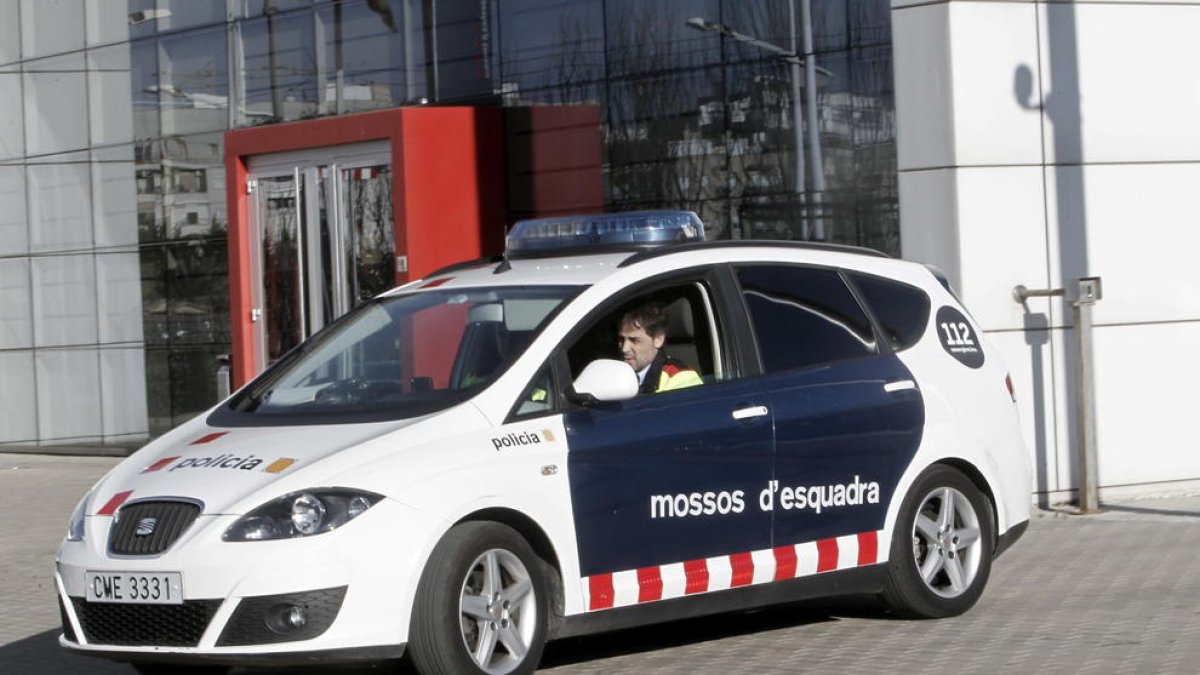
[665,298,694,341]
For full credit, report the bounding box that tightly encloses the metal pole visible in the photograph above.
[787,0,807,238]
[1073,277,1102,512]
[800,0,826,240]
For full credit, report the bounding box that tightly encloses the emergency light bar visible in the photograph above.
[505,211,706,259]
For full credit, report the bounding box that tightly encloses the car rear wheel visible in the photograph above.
[882,465,994,618]
[409,522,550,675]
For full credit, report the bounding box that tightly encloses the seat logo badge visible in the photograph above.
[136,517,158,537]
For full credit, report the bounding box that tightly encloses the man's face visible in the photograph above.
[618,321,664,372]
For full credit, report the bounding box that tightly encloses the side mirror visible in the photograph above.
[566,359,638,405]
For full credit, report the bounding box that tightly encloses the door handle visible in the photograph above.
[884,379,916,393]
[732,405,769,420]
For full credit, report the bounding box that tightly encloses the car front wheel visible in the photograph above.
[882,465,995,618]
[409,521,550,675]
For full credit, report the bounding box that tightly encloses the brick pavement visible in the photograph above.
[3,452,1198,674]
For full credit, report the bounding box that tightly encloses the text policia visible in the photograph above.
[650,476,881,520]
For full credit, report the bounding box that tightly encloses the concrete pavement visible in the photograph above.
[2,453,1198,674]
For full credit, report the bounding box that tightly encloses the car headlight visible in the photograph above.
[66,492,90,542]
[222,489,382,542]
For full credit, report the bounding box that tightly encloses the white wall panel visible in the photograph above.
[36,347,101,442]
[0,258,32,349]
[19,0,84,59]
[1092,322,1200,486]
[0,165,27,255]
[27,162,92,253]
[23,53,88,156]
[953,165,1051,332]
[1041,2,1200,165]
[92,157,138,249]
[948,1,1043,167]
[95,253,143,344]
[0,350,37,443]
[892,4,955,171]
[88,45,134,146]
[85,0,129,47]
[899,169,960,286]
[100,346,148,439]
[31,255,97,347]
[0,68,23,161]
[1043,163,1200,327]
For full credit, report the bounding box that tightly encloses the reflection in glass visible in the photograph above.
[258,174,304,363]
[316,0,416,113]
[341,165,395,305]
[130,39,161,144]
[238,10,319,125]
[159,26,229,136]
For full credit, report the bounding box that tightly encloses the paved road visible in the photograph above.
[3,453,1198,674]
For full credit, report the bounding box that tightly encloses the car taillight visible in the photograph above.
[1005,374,1016,403]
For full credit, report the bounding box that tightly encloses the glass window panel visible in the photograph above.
[126,0,158,40]
[240,0,312,18]
[605,0,721,78]
[167,345,227,427]
[20,0,84,59]
[719,0,800,67]
[130,39,162,143]
[143,346,172,435]
[89,44,135,146]
[238,10,319,125]
[162,240,229,345]
[0,166,27,255]
[341,164,394,304]
[161,132,227,238]
[812,0,849,54]
[31,254,98,347]
[24,53,89,156]
[316,0,409,112]
[28,161,93,253]
[140,245,168,346]
[0,0,19,64]
[86,0,131,46]
[160,26,230,136]
[849,0,891,48]
[435,0,494,102]
[0,258,32,349]
[159,0,229,33]
[736,264,875,372]
[497,0,603,101]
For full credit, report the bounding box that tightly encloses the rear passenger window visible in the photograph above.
[736,266,876,373]
[849,273,931,351]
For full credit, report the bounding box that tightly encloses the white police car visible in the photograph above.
[56,212,1031,675]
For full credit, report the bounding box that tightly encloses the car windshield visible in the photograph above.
[219,285,577,423]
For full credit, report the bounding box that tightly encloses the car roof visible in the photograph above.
[384,241,922,296]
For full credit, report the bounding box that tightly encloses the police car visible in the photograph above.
[56,211,1031,675]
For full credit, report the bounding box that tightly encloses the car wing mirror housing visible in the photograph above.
[566,359,638,405]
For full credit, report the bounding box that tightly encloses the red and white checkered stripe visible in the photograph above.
[583,530,885,611]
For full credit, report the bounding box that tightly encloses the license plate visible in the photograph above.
[85,571,183,605]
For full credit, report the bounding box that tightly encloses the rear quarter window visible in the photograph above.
[848,272,931,351]
[736,265,877,373]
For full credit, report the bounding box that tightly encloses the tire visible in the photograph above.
[408,522,550,675]
[882,465,995,619]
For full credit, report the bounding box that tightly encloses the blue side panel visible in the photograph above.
[768,354,925,546]
[565,379,773,577]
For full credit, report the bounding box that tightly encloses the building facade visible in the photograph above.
[3,0,1194,501]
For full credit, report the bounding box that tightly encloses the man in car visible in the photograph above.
[618,302,703,394]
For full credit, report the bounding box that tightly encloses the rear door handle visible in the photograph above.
[732,405,769,420]
[884,379,916,393]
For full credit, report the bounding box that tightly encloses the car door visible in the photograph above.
[733,264,925,570]
[561,272,774,609]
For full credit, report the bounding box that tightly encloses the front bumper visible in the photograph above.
[56,498,444,663]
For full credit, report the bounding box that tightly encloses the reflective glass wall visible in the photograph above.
[0,0,897,445]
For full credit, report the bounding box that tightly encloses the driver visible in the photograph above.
[617,302,703,394]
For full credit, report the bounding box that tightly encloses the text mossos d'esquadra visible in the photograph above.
[650,476,881,519]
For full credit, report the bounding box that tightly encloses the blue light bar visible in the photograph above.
[506,211,706,258]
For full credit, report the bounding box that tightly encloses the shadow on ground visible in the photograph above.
[2,598,891,674]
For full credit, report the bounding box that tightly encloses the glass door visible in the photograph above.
[248,142,395,368]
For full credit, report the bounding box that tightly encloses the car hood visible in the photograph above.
[86,414,432,517]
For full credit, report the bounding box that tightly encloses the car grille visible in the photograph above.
[109,501,201,555]
[70,598,222,647]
